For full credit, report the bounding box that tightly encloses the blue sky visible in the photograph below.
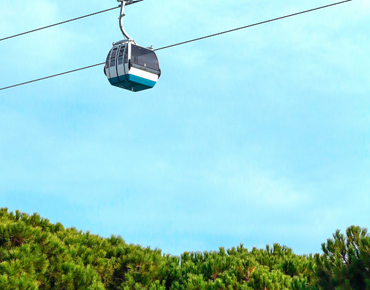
[0,0,369,255]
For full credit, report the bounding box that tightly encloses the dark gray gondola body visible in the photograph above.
[105,42,160,92]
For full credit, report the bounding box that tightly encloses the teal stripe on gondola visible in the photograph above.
[108,77,120,85]
[108,74,156,92]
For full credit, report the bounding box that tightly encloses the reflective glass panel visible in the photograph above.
[124,46,128,63]
[118,45,125,65]
[131,45,159,71]
[110,48,118,67]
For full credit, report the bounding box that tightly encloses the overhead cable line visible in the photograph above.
[0,6,120,42]
[155,0,352,52]
[0,0,352,92]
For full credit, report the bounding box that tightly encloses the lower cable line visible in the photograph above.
[0,63,105,91]
[0,0,352,92]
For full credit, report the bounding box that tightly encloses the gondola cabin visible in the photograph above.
[104,41,161,92]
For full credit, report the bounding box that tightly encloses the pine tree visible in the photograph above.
[314,225,370,289]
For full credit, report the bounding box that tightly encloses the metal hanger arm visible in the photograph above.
[117,0,144,41]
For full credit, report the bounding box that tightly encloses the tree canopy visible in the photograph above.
[0,208,368,290]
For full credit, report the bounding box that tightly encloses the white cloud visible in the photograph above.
[0,1,93,78]
[206,167,311,210]
[0,1,58,36]
[0,0,369,257]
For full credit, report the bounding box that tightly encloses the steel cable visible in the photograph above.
[0,0,353,91]
[0,6,120,42]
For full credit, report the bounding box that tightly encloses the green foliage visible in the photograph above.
[158,244,315,290]
[314,226,370,290]
[0,208,368,290]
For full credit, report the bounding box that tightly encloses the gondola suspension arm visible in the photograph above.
[117,0,143,42]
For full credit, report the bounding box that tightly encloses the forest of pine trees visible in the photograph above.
[0,208,369,290]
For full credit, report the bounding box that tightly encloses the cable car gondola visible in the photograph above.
[104,0,161,92]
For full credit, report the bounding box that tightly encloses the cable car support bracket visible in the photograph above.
[117,0,144,43]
